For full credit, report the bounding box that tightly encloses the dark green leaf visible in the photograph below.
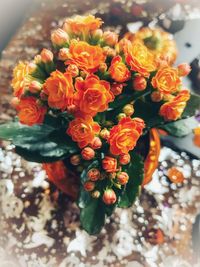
[0,121,79,163]
[159,117,198,137]
[182,94,200,118]
[80,198,106,235]
[118,152,144,208]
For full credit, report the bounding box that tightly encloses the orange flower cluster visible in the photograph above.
[125,27,177,66]
[9,14,193,206]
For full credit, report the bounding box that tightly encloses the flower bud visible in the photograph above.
[81,147,95,160]
[51,28,69,46]
[103,31,118,46]
[100,128,110,140]
[41,49,53,63]
[70,155,81,166]
[99,63,107,73]
[84,181,95,192]
[29,81,42,93]
[111,83,123,96]
[10,97,20,109]
[116,172,129,185]
[58,48,69,61]
[28,62,37,74]
[92,29,103,40]
[34,55,42,64]
[103,46,116,57]
[66,64,79,77]
[177,63,191,77]
[133,76,147,91]
[90,137,102,150]
[91,190,101,198]
[87,168,101,181]
[151,91,163,102]
[102,156,117,173]
[123,104,134,116]
[117,113,126,121]
[102,189,117,205]
[119,154,130,165]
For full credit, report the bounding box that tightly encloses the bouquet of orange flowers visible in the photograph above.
[0,15,199,234]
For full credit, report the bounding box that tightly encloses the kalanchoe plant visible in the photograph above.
[0,15,200,234]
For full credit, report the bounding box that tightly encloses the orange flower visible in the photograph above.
[75,75,114,116]
[67,116,100,148]
[43,70,74,110]
[159,90,190,121]
[11,61,33,97]
[18,97,47,126]
[109,117,145,155]
[125,40,157,77]
[151,66,181,94]
[66,40,106,73]
[42,161,79,199]
[102,156,117,173]
[108,56,130,82]
[63,15,103,35]
[125,27,177,66]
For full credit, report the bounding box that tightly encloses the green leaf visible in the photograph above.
[0,121,53,142]
[80,198,106,235]
[182,94,200,118]
[0,121,79,163]
[159,117,198,137]
[118,152,144,208]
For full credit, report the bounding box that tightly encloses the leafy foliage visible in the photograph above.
[118,152,144,208]
[0,121,79,163]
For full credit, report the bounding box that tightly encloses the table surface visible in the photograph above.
[0,1,200,266]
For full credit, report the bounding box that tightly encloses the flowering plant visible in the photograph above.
[0,15,199,234]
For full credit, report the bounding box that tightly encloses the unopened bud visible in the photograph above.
[70,155,81,166]
[151,91,163,102]
[91,190,100,198]
[111,83,124,96]
[123,104,134,116]
[67,64,79,77]
[177,63,191,77]
[92,29,103,40]
[84,181,95,192]
[117,113,126,121]
[87,168,101,181]
[90,137,102,150]
[103,31,118,46]
[117,172,129,185]
[58,48,69,61]
[119,154,130,165]
[102,189,117,205]
[51,28,69,46]
[41,49,53,63]
[29,81,42,93]
[133,76,147,91]
[81,147,95,160]
[99,63,107,73]
[100,128,110,140]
